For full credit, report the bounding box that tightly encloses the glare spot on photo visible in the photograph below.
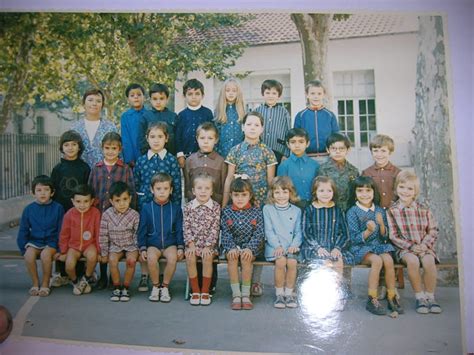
[298,264,344,339]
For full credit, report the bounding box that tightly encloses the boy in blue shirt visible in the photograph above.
[254,79,291,164]
[277,128,319,208]
[121,83,147,167]
[17,175,64,297]
[139,83,178,156]
[294,80,339,164]
[175,78,213,168]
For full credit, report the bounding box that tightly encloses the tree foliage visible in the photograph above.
[0,13,249,132]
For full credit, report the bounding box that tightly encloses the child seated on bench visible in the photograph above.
[17,175,64,296]
[387,170,442,314]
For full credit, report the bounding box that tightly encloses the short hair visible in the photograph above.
[266,176,300,204]
[192,172,215,189]
[150,172,173,189]
[326,132,352,149]
[261,79,283,96]
[149,83,170,98]
[125,83,145,98]
[305,79,325,94]
[72,184,94,199]
[394,170,420,199]
[311,176,337,203]
[109,181,131,199]
[369,134,395,153]
[146,121,169,138]
[59,130,84,157]
[348,176,381,207]
[286,128,309,143]
[82,88,105,107]
[31,175,54,194]
[242,111,264,126]
[196,121,219,139]
[183,78,204,96]
[101,132,122,147]
[230,177,255,205]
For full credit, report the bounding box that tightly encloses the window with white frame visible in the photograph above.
[334,70,376,148]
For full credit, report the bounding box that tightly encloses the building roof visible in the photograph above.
[187,13,419,46]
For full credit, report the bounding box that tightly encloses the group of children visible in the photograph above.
[17,77,442,316]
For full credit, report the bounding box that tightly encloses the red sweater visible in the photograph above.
[59,207,101,254]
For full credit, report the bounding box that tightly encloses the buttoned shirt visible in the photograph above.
[277,153,319,201]
[254,103,291,156]
[362,162,401,208]
[99,207,139,256]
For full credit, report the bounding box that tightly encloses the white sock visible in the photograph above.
[275,287,284,296]
[415,292,425,300]
[425,292,435,300]
[284,287,294,296]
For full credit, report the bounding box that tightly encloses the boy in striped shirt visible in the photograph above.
[254,79,291,164]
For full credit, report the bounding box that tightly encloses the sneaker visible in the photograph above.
[416,298,430,314]
[285,295,298,308]
[110,288,121,302]
[200,293,211,306]
[251,282,263,297]
[51,273,69,287]
[190,293,200,306]
[120,288,130,302]
[72,282,83,295]
[274,295,286,309]
[138,275,149,292]
[148,286,160,302]
[387,297,404,314]
[160,286,171,303]
[366,296,386,315]
[428,299,442,314]
[80,276,92,294]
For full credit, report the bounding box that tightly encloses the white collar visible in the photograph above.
[147,149,167,160]
[187,104,202,111]
[190,198,214,209]
[356,201,375,212]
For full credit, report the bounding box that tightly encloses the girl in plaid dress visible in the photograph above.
[387,171,441,314]
[346,176,402,316]
[221,178,264,310]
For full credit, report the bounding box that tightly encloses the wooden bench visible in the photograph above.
[0,250,457,298]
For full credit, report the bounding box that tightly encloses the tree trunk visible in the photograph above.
[414,16,456,263]
[291,13,332,86]
[0,20,36,133]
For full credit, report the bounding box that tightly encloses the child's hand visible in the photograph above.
[201,247,212,258]
[287,246,299,254]
[185,245,196,259]
[241,248,253,261]
[366,220,376,233]
[177,156,186,169]
[420,244,428,252]
[274,247,285,258]
[330,248,342,259]
[140,250,147,261]
[177,249,184,261]
[317,247,330,257]
[227,248,240,260]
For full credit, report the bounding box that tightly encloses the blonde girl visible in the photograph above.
[263,176,302,309]
[387,171,441,314]
[214,78,246,157]
[346,176,401,316]
[221,178,264,310]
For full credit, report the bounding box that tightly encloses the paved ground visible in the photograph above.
[0,225,463,354]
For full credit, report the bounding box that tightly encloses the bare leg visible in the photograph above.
[162,246,178,285]
[82,245,97,278]
[24,247,41,288]
[39,248,56,288]
[124,251,138,287]
[241,256,254,285]
[109,252,123,286]
[186,253,197,278]
[362,253,383,290]
[402,253,423,294]
[285,258,298,289]
[381,253,396,290]
[226,253,240,284]
[202,253,214,278]
[147,247,161,285]
[65,249,81,281]
[421,254,437,293]
[274,257,287,288]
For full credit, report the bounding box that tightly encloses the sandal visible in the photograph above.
[38,287,51,297]
[241,296,253,310]
[231,296,242,310]
[200,293,211,306]
[29,286,39,296]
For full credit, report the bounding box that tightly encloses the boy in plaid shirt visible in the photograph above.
[99,181,139,302]
[89,132,136,289]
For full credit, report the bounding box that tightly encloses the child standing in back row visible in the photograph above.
[294,80,339,163]
[254,79,291,164]
[214,77,245,158]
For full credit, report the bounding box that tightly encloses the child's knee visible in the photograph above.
[126,257,137,268]
[371,255,383,269]
[275,257,287,269]
[287,258,298,269]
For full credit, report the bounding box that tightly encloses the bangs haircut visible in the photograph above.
[394,170,420,199]
[59,130,84,157]
[146,121,169,138]
[311,176,337,203]
[230,178,255,205]
[82,88,105,107]
[109,181,131,199]
[101,131,122,147]
[326,132,352,149]
[261,79,283,96]
[150,172,173,189]
[196,121,219,139]
[266,176,300,204]
[242,111,264,126]
[149,83,170,98]
[31,175,54,194]
[286,128,309,143]
[348,176,381,207]
[183,78,204,96]
[125,83,145,97]
[72,184,94,199]
[305,79,325,94]
[192,172,215,189]
[369,134,395,152]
